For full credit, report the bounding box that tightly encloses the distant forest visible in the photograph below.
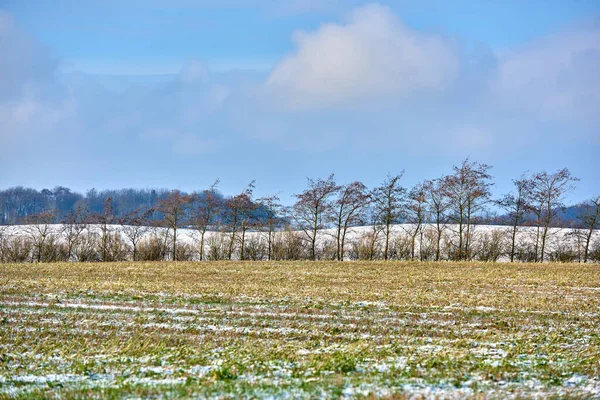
[0,186,190,225]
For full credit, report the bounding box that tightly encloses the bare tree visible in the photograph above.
[191,180,222,260]
[157,191,193,261]
[223,182,256,260]
[61,205,88,261]
[403,182,428,260]
[362,204,385,260]
[122,207,153,261]
[292,174,340,261]
[24,210,56,262]
[256,194,283,261]
[99,197,114,262]
[442,159,493,260]
[575,195,600,263]
[497,175,532,262]
[424,178,450,261]
[372,173,405,260]
[528,168,579,262]
[331,181,371,261]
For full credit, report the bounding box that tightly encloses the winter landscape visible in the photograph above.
[2,261,600,398]
[2,0,600,398]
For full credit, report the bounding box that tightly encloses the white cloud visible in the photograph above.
[0,11,76,153]
[492,22,600,123]
[0,12,60,99]
[1,6,599,195]
[265,3,460,109]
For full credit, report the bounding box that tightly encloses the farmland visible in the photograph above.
[1,261,599,398]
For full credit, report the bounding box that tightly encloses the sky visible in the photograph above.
[1,0,599,204]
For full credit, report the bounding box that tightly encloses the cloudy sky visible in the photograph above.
[1,0,599,202]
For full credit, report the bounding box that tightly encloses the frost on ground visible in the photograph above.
[2,222,598,262]
[1,261,599,398]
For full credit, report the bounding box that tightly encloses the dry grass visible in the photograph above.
[1,261,599,398]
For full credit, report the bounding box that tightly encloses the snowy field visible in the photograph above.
[1,261,599,398]
[1,223,598,262]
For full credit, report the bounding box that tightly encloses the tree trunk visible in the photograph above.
[240,226,246,261]
[457,209,464,261]
[173,226,177,261]
[384,217,391,261]
[336,224,342,261]
[312,211,318,261]
[435,215,442,261]
[200,230,205,261]
[465,200,472,260]
[584,229,592,263]
[340,224,349,262]
[267,227,273,261]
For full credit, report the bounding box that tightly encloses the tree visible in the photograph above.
[52,186,84,220]
[24,210,57,262]
[61,204,88,261]
[292,174,340,261]
[424,178,450,261]
[99,197,114,262]
[122,207,153,261]
[361,204,386,260]
[331,181,371,261]
[403,182,428,260]
[223,182,256,260]
[575,195,600,263]
[157,191,192,261]
[442,159,493,260]
[497,176,532,262]
[528,168,579,262]
[191,180,222,260]
[372,173,405,260]
[256,194,284,261]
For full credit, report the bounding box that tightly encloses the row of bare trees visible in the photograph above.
[1,159,598,263]
[288,160,596,263]
[1,219,598,264]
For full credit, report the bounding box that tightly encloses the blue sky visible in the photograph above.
[1,0,599,203]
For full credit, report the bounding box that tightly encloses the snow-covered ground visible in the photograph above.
[1,223,598,262]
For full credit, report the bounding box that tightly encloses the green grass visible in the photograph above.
[1,261,599,398]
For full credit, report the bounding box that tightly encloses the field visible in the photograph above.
[1,261,599,399]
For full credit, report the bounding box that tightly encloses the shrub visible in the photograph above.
[74,232,100,262]
[174,243,196,261]
[475,230,507,262]
[418,228,438,261]
[318,238,337,261]
[588,240,600,263]
[206,233,227,261]
[350,231,382,260]
[515,238,537,263]
[2,236,33,263]
[272,229,307,260]
[549,242,578,263]
[138,235,168,261]
[243,236,266,261]
[39,234,69,262]
[390,234,412,260]
[103,233,130,262]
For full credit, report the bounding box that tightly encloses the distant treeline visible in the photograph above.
[0,186,183,224]
[1,159,599,263]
